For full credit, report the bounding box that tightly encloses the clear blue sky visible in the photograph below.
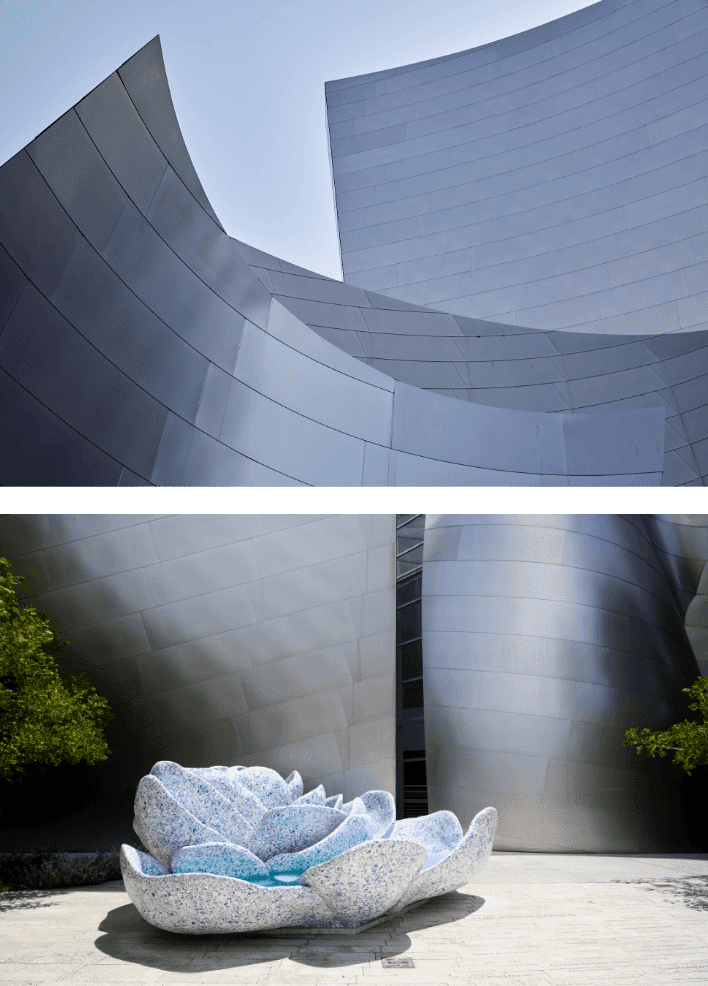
[1,0,594,280]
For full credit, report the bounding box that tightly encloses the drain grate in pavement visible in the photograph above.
[382,957,415,968]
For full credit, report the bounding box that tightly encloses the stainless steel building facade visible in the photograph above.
[0,515,397,850]
[421,514,707,852]
[1,0,708,484]
[0,514,705,853]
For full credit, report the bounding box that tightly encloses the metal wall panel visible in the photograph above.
[51,237,209,423]
[27,109,128,254]
[102,201,245,372]
[76,73,168,215]
[118,37,224,230]
[0,150,81,298]
[421,514,703,851]
[0,244,28,330]
[0,369,123,486]
[0,285,168,479]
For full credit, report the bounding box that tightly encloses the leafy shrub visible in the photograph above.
[0,556,113,783]
[0,849,121,891]
[623,675,708,776]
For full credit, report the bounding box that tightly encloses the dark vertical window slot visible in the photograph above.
[395,514,428,820]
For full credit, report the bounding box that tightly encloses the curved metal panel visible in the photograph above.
[76,72,168,215]
[422,514,702,852]
[0,369,124,486]
[117,37,224,231]
[26,108,128,254]
[0,284,168,478]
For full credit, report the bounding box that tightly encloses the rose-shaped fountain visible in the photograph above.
[120,762,497,934]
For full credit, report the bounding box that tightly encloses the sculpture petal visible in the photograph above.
[340,796,367,817]
[285,770,303,801]
[171,842,269,881]
[302,839,426,924]
[236,766,293,807]
[134,775,229,867]
[132,811,150,850]
[360,791,396,838]
[249,804,346,861]
[294,784,326,806]
[393,807,498,909]
[120,844,336,934]
[150,761,253,845]
[268,812,374,875]
[385,810,463,853]
[190,767,266,825]
[133,847,169,876]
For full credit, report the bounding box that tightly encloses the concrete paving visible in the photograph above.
[1,852,708,986]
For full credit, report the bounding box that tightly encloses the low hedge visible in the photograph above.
[0,850,121,891]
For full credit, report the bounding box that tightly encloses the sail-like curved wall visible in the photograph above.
[322,0,708,485]
[421,514,703,852]
[245,241,708,486]
[328,0,708,333]
[0,30,700,485]
[0,514,396,849]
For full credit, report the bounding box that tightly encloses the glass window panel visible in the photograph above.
[397,603,421,642]
[403,760,427,786]
[396,514,421,528]
[397,572,421,605]
[402,679,424,709]
[399,639,423,681]
[396,555,423,579]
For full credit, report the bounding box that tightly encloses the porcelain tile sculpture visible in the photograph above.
[120,761,497,933]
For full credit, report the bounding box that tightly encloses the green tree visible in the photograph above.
[0,556,113,783]
[622,675,708,776]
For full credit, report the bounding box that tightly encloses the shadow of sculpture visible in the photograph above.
[93,889,485,970]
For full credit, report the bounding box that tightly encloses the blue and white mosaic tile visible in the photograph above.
[150,761,253,845]
[171,842,269,881]
[133,847,169,876]
[134,775,229,867]
[386,810,463,854]
[121,762,497,933]
[121,844,335,934]
[340,796,366,818]
[393,807,498,909]
[302,839,426,923]
[285,770,303,801]
[235,766,293,808]
[294,784,326,806]
[268,812,374,875]
[192,768,267,826]
[249,804,346,861]
[360,790,396,838]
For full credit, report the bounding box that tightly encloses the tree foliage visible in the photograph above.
[622,675,708,776]
[0,556,113,783]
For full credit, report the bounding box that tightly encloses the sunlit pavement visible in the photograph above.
[2,852,708,986]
